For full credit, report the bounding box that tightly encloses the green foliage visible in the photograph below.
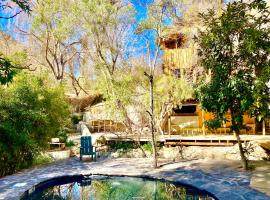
[0,53,17,85]
[96,66,193,127]
[96,136,107,146]
[11,0,31,13]
[109,142,136,151]
[32,0,76,39]
[65,140,75,147]
[196,0,270,131]
[32,154,54,166]
[142,142,152,152]
[0,0,31,19]
[71,114,82,125]
[0,50,30,85]
[96,68,142,120]
[56,129,68,143]
[155,75,193,111]
[0,72,70,176]
[136,0,179,35]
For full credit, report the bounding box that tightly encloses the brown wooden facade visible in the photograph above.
[162,103,256,135]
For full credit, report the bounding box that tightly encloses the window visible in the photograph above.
[173,105,196,114]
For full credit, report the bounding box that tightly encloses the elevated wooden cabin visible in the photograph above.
[159,24,260,135]
[159,30,198,78]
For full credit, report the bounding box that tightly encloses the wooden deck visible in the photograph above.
[100,132,270,146]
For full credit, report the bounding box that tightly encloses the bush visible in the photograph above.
[71,114,82,125]
[57,129,68,143]
[32,154,54,166]
[65,140,75,147]
[142,142,152,152]
[109,142,136,151]
[0,72,70,177]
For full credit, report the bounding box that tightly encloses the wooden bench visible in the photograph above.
[49,138,65,150]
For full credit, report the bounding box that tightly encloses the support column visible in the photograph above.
[168,116,171,137]
[263,120,266,136]
[202,109,206,135]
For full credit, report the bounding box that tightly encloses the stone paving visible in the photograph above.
[0,158,270,200]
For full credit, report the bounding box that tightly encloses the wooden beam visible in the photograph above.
[263,120,266,136]
[168,116,171,137]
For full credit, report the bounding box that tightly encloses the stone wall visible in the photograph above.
[110,142,269,161]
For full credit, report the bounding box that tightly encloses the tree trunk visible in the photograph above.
[234,130,248,170]
[263,120,266,136]
[145,72,157,168]
[150,75,158,168]
[230,108,248,170]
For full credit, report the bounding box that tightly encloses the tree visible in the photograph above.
[27,0,89,96]
[196,0,270,170]
[136,0,190,168]
[137,1,166,168]
[0,0,31,19]
[0,53,17,85]
[0,72,70,176]
[0,0,31,84]
[77,0,139,125]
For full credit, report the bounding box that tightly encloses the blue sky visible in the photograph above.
[0,0,157,54]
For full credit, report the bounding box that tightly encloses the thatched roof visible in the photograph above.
[159,27,185,49]
[68,94,103,112]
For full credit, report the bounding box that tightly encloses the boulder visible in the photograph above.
[159,146,183,160]
[225,142,269,161]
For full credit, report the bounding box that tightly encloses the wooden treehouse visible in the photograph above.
[159,29,268,137]
[160,32,198,79]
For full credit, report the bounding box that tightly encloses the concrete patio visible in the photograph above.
[0,158,270,200]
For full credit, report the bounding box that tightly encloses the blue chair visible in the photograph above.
[80,136,96,161]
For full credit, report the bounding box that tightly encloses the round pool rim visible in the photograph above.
[20,174,218,200]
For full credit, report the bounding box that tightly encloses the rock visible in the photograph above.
[141,127,151,135]
[79,122,91,136]
[70,146,79,156]
[47,149,71,160]
[126,149,143,158]
[109,142,269,161]
[159,146,183,160]
[225,142,269,161]
[246,141,269,161]
[110,148,150,159]
[111,150,121,158]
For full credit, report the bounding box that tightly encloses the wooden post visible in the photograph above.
[168,116,171,137]
[263,120,266,136]
[202,109,206,135]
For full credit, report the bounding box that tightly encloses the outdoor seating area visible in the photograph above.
[0,1,270,200]
[88,120,126,133]
[49,138,65,150]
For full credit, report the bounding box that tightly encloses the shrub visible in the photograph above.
[0,72,70,176]
[65,140,75,147]
[32,153,54,166]
[71,114,82,125]
[109,142,136,151]
[57,129,68,143]
[142,142,152,152]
